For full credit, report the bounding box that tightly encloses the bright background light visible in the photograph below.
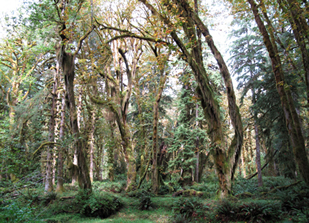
[0,0,23,15]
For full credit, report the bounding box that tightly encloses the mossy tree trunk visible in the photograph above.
[139,0,244,198]
[89,38,142,191]
[134,76,148,178]
[45,69,57,193]
[151,50,169,194]
[88,107,96,182]
[108,120,116,182]
[56,91,66,193]
[55,0,94,191]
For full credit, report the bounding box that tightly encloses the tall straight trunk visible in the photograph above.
[266,146,276,177]
[72,88,83,184]
[248,129,254,174]
[89,109,95,182]
[97,144,104,181]
[108,121,115,182]
[77,88,83,129]
[241,147,246,178]
[242,130,248,178]
[254,123,263,186]
[195,103,200,183]
[52,68,61,186]
[193,0,201,182]
[152,101,159,194]
[198,152,208,181]
[151,62,168,194]
[56,92,66,193]
[248,0,309,186]
[134,76,148,180]
[105,78,115,182]
[252,87,262,186]
[45,70,57,192]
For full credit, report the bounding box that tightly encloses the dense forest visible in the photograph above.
[1,0,309,222]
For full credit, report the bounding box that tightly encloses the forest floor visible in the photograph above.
[1,176,309,222]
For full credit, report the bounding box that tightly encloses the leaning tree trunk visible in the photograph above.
[247,0,309,186]
[174,0,243,198]
[139,0,243,198]
[275,0,309,104]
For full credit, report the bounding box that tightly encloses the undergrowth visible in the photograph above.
[1,177,308,222]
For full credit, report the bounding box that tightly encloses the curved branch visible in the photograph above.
[106,34,168,44]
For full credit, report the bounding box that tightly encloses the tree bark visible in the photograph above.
[45,69,57,192]
[139,0,243,198]
[247,0,309,186]
[195,104,200,183]
[89,109,95,182]
[254,124,263,187]
[152,70,168,194]
[56,92,66,193]
[108,120,115,182]
[174,0,243,197]
[273,0,309,104]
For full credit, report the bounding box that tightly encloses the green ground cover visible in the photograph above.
[1,176,308,222]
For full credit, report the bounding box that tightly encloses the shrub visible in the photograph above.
[158,185,170,195]
[172,197,209,221]
[20,188,41,205]
[138,194,152,210]
[0,200,40,222]
[41,192,57,205]
[76,190,123,218]
[127,189,153,198]
[216,200,282,222]
[276,184,309,215]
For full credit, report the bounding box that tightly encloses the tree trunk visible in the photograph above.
[254,124,263,187]
[195,104,200,183]
[45,70,57,192]
[89,109,95,182]
[152,67,168,194]
[248,128,254,174]
[152,102,159,194]
[108,121,115,182]
[60,48,91,191]
[139,0,243,198]
[247,0,309,186]
[276,0,309,104]
[56,92,66,193]
[123,132,136,191]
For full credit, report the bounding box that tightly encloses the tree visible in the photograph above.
[138,0,243,198]
[229,20,265,186]
[52,0,94,191]
[246,0,309,186]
